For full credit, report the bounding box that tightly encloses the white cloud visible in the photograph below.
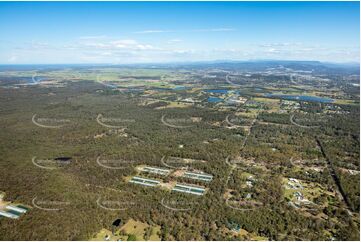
[168,39,183,43]
[111,39,137,45]
[134,28,236,34]
[78,39,157,51]
[133,30,172,34]
[267,48,280,53]
[8,55,18,62]
[6,37,359,64]
[192,28,236,32]
[78,35,107,40]
[83,42,109,48]
[260,43,289,47]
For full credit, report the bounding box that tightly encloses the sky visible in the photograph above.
[0,1,359,64]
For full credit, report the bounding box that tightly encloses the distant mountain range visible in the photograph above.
[0,60,359,74]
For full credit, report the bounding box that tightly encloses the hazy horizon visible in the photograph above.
[0,59,360,66]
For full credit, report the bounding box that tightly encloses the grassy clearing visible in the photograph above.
[121,219,161,241]
[149,226,161,240]
[282,177,333,204]
[90,228,122,241]
[235,110,258,118]
[237,228,268,241]
[156,101,193,109]
[239,172,253,180]
[253,97,280,104]
[90,219,161,241]
[334,99,359,105]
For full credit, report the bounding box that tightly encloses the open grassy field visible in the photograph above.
[120,219,161,241]
[90,219,161,241]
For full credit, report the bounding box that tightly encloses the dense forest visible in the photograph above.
[0,65,359,241]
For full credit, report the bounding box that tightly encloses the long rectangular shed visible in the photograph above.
[172,183,206,196]
[142,166,171,176]
[182,171,213,182]
[0,210,19,219]
[129,176,160,187]
[5,205,27,213]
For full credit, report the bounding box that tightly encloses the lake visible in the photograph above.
[265,94,334,103]
[207,97,223,103]
[205,89,229,94]
[173,86,187,90]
